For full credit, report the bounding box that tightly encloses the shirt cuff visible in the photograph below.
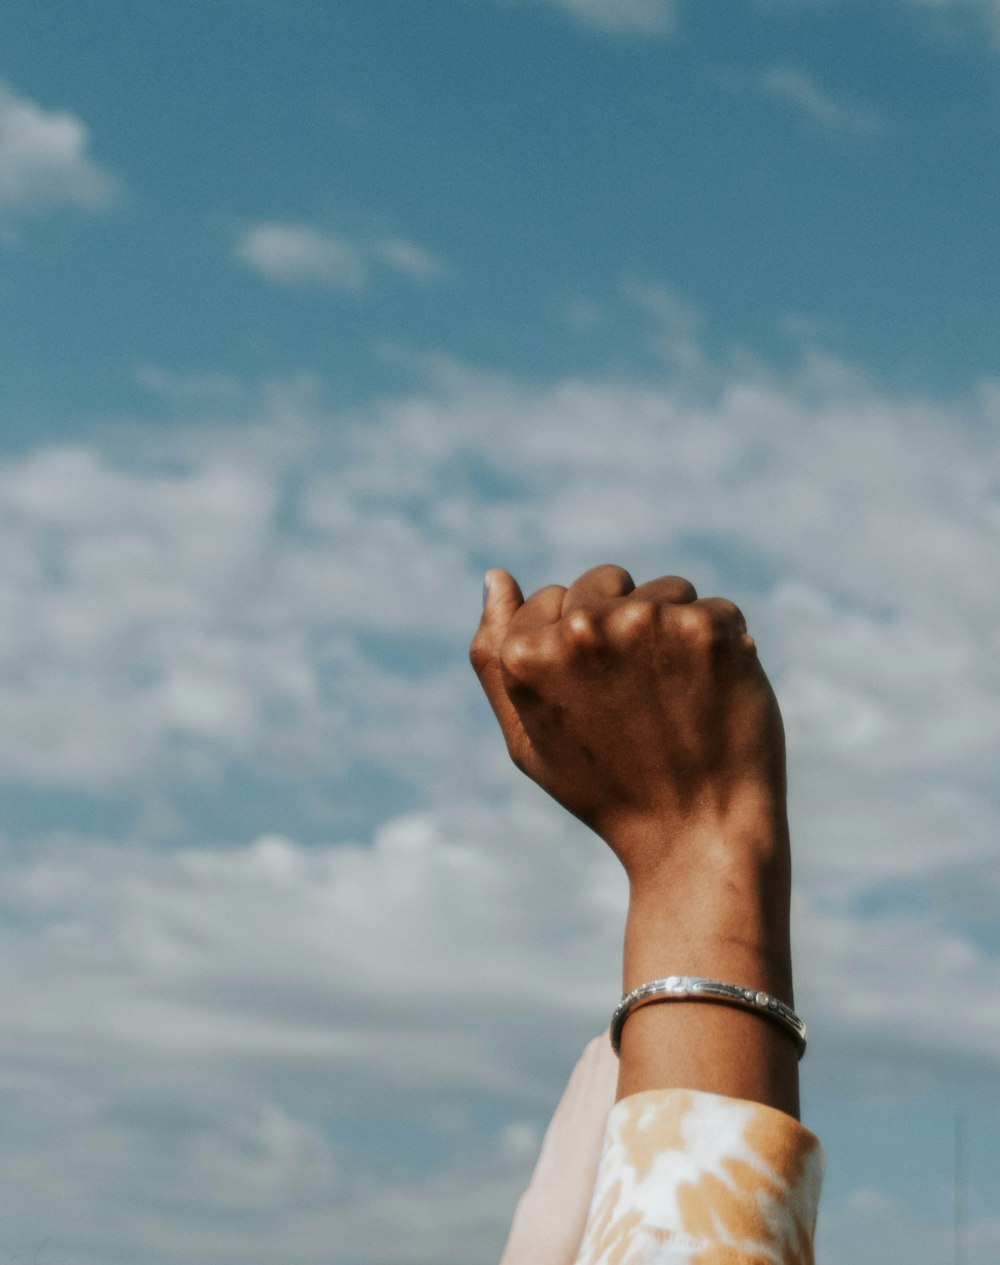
[575,1088,825,1265]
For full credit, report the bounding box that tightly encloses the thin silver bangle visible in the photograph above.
[610,975,807,1060]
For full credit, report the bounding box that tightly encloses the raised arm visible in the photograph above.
[471,563,823,1264]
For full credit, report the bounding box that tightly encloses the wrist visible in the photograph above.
[622,912,794,1004]
[605,794,790,883]
[618,815,793,1001]
[616,834,799,1115]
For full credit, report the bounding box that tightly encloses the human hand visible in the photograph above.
[469,563,788,885]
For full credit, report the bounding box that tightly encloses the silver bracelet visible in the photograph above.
[610,975,808,1060]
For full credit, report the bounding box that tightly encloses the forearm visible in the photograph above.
[612,810,800,1119]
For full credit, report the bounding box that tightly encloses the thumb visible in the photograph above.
[470,568,528,744]
[481,567,524,641]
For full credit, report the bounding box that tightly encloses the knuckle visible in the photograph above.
[525,582,565,606]
[591,562,631,584]
[712,597,747,628]
[612,598,657,642]
[663,574,698,603]
[563,608,601,648]
[500,634,534,675]
[500,632,561,679]
[468,635,491,672]
[675,603,718,647]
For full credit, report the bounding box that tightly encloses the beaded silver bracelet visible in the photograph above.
[610,975,808,1060]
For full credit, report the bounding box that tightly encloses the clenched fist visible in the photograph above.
[469,563,789,884]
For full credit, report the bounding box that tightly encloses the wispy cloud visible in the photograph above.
[902,0,1000,40]
[0,78,119,216]
[237,221,453,291]
[759,0,1000,46]
[373,235,453,283]
[136,363,247,404]
[759,67,886,139]
[621,278,706,372]
[236,222,367,290]
[547,0,676,35]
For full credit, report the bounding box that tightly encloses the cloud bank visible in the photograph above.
[0,329,998,1260]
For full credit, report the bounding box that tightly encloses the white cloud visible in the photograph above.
[761,0,1000,45]
[237,222,453,292]
[562,296,608,331]
[622,278,707,373]
[0,78,118,214]
[0,804,619,1262]
[798,892,1000,1086]
[759,67,886,139]
[0,801,998,1262]
[136,363,246,405]
[0,804,620,1078]
[819,1186,1000,1265]
[1,337,999,1259]
[236,222,367,290]
[902,0,1000,39]
[548,0,675,35]
[0,354,997,857]
[374,235,453,283]
[0,442,292,789]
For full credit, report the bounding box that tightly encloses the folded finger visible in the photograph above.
[628,574,698,605]
[561,563,635,616]
[507,582,567,634]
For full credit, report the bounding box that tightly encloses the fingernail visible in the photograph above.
[482,572,491,609]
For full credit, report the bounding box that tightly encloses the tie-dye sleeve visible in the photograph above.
[574,1088,825,1265]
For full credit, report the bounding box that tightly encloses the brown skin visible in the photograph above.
[470,563,799,1118]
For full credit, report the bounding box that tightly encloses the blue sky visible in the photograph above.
[1,2,999,1262]
[4,0,1000,435]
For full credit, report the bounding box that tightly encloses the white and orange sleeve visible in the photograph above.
[575,1087,824,1265]
[499,1033,824,1265]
